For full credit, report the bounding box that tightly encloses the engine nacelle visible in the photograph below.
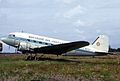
[17,42,39,52]
[18,42,30,51]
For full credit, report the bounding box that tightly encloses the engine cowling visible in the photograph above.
[17,42,39,52]
[18,42,30,51]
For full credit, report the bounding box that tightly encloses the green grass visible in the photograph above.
[0,54,120,81]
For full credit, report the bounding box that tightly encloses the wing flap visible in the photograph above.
[33,41,89,54]
[95,52,110,56]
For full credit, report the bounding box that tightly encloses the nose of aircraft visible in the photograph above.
[0,37,7,43]
[0,37,15,46]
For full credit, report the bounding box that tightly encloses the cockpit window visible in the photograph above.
[8,34,15,37]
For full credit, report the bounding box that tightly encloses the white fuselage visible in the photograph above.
[1,32,109,56]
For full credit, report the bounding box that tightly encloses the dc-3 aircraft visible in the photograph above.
[1,32,109,59]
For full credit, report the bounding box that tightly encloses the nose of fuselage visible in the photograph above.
[0,37,15,46]
[1,37,7,43]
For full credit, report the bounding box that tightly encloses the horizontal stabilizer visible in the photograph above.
[33,41,89,54]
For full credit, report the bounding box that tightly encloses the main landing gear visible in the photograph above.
[25,53,44,61]
[25,54,37,60]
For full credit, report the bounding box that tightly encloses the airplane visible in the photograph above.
[0,32,109,59]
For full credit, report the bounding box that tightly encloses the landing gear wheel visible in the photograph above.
[26,56,31,60]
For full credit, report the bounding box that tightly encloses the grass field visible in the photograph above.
[0,53,120,81]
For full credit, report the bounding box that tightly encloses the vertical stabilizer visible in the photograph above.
[92,35,109,52]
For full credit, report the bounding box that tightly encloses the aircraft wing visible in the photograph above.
[33,41,89,55]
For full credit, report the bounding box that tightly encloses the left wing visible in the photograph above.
[33,41,89,55]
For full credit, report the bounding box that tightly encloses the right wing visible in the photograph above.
[33,41,89,54]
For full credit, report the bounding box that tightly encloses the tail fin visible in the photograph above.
[92,35,109,53]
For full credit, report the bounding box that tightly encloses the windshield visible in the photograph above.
[8,34,15,37]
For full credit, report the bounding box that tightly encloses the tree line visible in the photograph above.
[109,46,120,52]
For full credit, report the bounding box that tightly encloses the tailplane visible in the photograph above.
[92,35,109,53]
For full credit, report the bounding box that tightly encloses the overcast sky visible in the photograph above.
[0,0,120,52]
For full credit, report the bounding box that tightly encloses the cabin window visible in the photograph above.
[39,42,42,44]
[27,39,30,42]
[45,43,48,45]
[33,40,36,42]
